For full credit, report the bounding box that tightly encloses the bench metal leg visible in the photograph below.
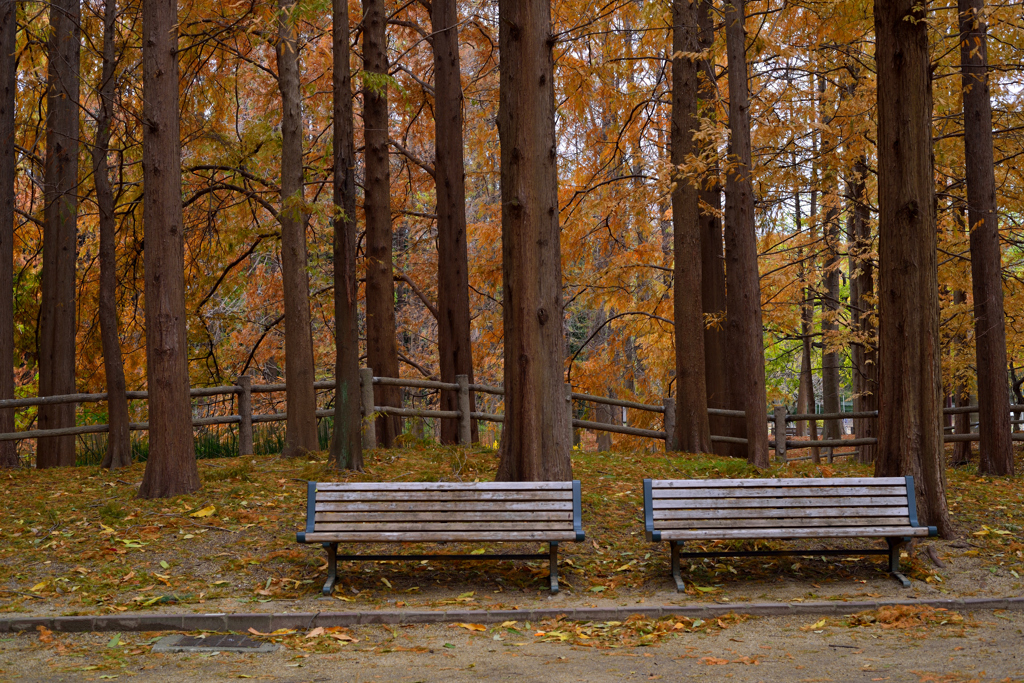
[887,537,910,587]
[548,543,559,593]
[322,542,339,596]
[670,542,686,593]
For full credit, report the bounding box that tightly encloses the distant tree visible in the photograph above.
[37,0,81,468]
[873,0,952,536]
[958,0,1014,476]
[723,0,769,467]
[0,0,16,469]
[494,0,572,481]
[671,0,711,453]
[431,0,477,445]
[277,0,319,457]
[362,0,402,447]
[137,0,200,498]
[92,0,131,469]
[330,0,362,471]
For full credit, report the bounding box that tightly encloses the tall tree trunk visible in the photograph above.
[432,0,477,445]
[848,158,877,463]
[723,0,768,467]
[873,0,952,536]
[37,0,81,468]
[0,0,17,468]
[697,0,730,456]
[819,84,842,442]
[362,0,401,446]
[794,189,821,462]
[671,0,711,454]
[277,0,319,457]
[951,289,973,465]
[330,0,362,470]
[137,0,199,498]
[959,0,1014,476]
[93,0,131,469]
[494,0,572,481]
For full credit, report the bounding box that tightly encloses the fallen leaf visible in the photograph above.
[30,581,47,593]
[305,627,324,639]
[37,626,53,643]
[700,656,729,665]
[190,505,216,518]
[452,623,486,632]
[381,577,392,589]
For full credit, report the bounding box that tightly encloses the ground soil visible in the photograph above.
[1,610,1022,682]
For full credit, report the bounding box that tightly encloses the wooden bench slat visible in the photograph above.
[649,496,908,509]
[316,490,572,502]
[315,500,573,512]
[652,486,907,498]
[315,482,573,491]
[301,530,579,542]
[651,477,907,488]
[653,505,909,519]
[654,516,911,529]
[314,511,573,523]
[312,522,573,532]
[657,526,932,540]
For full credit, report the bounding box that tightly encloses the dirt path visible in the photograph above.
[2,611,1022,682]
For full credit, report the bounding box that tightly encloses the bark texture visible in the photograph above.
[0,0,17,468]
[362,0,402,446]
[137,0,200,498]
[873,0,952,536]
[277,0,320,457]
[330,0,363,471]
[495,0,572,481]
[672,0,711,454]
[848,158,877,463]
[93,0,131,469]
[723,0,769,467]
[958,0,1014,476]
[697,0,730,455]
[431,0,477,445]
[37,0,81,468]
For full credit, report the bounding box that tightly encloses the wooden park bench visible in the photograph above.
[297,480,584,595]
[643,476,936,591]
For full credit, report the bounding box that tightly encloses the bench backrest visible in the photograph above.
[299,481,583,543]
[644,476,935,541]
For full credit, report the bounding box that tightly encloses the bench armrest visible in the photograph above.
[296,480,317,543]
[572,480,585,542]
[643,478,660,542]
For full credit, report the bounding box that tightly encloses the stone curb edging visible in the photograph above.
[2,596,1022,634]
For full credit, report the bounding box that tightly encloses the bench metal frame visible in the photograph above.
[298,480,584,595]
[643,476,937,592]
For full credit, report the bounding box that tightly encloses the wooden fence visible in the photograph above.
[0,369,1018,461]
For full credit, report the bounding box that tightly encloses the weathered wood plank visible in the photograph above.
[315,481,572,491]
[653,516,911,529]
[301,530,578,542]
[314,511,573,523]
[647,496,907,509]
[658,525,931,540]
[316,490,572,502]
[651,486,907,498]
[651,477,906,488]
[312,521,573,532]
[315,500,573,513]
[652,505,909,519]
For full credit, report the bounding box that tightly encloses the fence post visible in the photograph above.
[359,368,377,449]
[456,374,472,445]
[565,383,574,448]
[774,404,787,462]
[663,397,677,452]
[236,375,253,456]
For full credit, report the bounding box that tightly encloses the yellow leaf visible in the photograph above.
[30,581,47,592]
[380,577,392,589]
[452,623,486,632]
[99,523,115,536]
[190,505,217,518]
[500,621,518,628]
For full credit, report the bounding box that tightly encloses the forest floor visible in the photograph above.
[1,443,1021,618]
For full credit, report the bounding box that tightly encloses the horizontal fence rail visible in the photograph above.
[0,368,1018,462]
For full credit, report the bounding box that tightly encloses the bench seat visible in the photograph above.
[298,480,583,594]
[643,476,936,590]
